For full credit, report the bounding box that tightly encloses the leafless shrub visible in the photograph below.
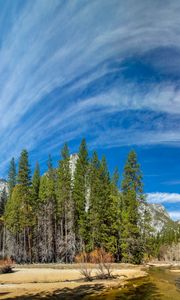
[90,248,114,279]
[0,258,13,274]
[75,252,92,281]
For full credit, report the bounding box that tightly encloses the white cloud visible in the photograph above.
[0,1,180,174]
[163,180,180,185]
[147,192,180,204]
[168,211,180,221]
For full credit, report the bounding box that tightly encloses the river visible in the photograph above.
[89,267,180,300]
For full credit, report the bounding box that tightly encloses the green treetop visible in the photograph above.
[32,162,40,207]
[17,149,31,187]
[73,138,89,249]
[121,150,144,263]
[8,157,16,197]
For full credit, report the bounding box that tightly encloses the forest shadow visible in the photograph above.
[115,281,162,300]
[0,282,163,300]
[175,277,180,290]
[3,283,105,300]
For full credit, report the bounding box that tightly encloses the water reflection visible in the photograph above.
[114,281,162,300]
[89,267,180,300]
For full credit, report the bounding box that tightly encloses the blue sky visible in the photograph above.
[0,0,180,220]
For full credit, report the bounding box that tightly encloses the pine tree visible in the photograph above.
[121,150,144,264]
[112,167,119,188]
[98,156,116,252]
[17,149,33,262]
[110,167,122,261]
[5,185,24,233]
[88,151,101,251]
[56,144,75,262]
[0,187,8,258]
[88,153,115,253]
[31,162,41,262]
[8,157,16,198]
[72,138,89,251]
[46,155,56,205]
[38,156,57,262]
[32,162,40,205]
[46,155,56,262]
[17,150,31,187]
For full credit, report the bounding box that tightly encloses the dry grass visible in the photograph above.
[0,264,147,299]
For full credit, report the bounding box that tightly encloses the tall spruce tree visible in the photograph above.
[38,156,57,262]
[17,149,33,262]
[88,153,115,253]
[8,157,16,198]
[17,150,31,187]
[5,150,33,262]
[87,151,100,251]
[72,138,89,251]
[16,149,32,229]
[110,167,122,261]
[32,162,40,204]
[98,156,116,253]
[46,155,56,262]
[31,162,41,262]
[121,150,144,263]
[56,143,75,262]
[46,155,56,205]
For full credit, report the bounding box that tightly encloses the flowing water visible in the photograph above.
[89,267,180,300]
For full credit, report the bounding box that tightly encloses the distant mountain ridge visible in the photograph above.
[0,178,8,193]
[147,203,173,233]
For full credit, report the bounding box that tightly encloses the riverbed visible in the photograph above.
[89,267,180,300]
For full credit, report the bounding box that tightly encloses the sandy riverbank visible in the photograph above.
[147,261,180,268]
[0,264,147,299]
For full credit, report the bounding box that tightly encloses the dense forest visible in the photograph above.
[0,139,179,264]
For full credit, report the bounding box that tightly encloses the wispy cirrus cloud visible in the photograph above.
[0,0,180,176]
[147,192,180,204]
[168,211,180,221]
[162,180,180,185]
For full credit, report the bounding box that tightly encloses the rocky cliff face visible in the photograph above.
[69,153,78,179]
[147,203,172,233]
[0,179,8,213]
[0,179,8,194]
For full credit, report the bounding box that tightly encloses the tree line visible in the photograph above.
[0,139,177,264]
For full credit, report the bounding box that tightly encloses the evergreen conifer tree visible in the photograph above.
[87,151,100,251]
[32,162,40,204]
[17,149,33,262]
[5,150,32,262]
[121,150,144,263]
[31,162,41,261]
[72,138,89,251]
[88,153,115,253]
[8,157,16,198]
[17,150,31,187]
[110,167,122,261]
[57,143,75,262]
